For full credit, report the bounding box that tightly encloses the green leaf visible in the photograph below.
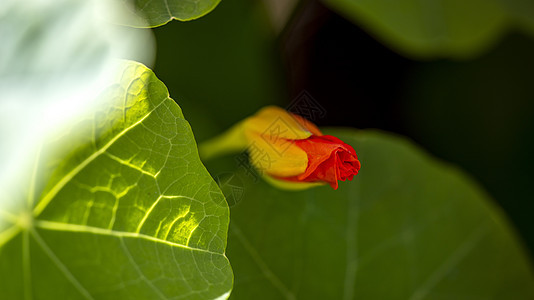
[321,0,508,59]
[113,0,222,27]
[225,129,534,299]
[494,0,534,35]
[0,61,233,299]
[0,0,154,188]
[152,0,283,142]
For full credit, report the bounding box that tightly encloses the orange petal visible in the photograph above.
[243,106,315,140]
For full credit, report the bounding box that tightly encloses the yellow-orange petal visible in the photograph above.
[243,106,316,140]
[245,130,308,177]
[242,106,318,177]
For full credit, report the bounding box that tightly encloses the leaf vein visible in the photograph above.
[0,225,21,247]
[231,223,295,300]
[23,230,32,300]
[119,237,166,299]
[409,223,490,300]
[136,195,195,233]
[31,229,95,300]
[34,100,165,216]
[104,152,157,178]
[36,220,221,255]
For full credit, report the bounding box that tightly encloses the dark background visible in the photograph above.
[153,0,534,257]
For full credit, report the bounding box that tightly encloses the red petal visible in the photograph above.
[278,135,361,189]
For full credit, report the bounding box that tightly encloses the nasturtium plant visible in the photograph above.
[0,61,233,299]
[113,0,222,27]
[3,0,534,299]
[224,129,534,299]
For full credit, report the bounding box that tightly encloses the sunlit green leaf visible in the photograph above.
[113,0,222,27]
[0,0,154,200]
[0,61,233,299]
[225,129,534,299]
[321,0,508,59]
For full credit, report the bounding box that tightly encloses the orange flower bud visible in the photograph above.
[242,106,360,189]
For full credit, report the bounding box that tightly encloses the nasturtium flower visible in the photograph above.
[199,106,360,190]
[241,106,360,189]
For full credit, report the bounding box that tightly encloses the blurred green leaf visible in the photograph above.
[321,0,508,59]
[225,129,534,299]
[495,0,534,34]
[114,0,222,27]
[0,61,232,299]
[152,0,284,142]
[402,32,534,256]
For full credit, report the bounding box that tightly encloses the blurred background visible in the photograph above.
[152,0,534,258]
